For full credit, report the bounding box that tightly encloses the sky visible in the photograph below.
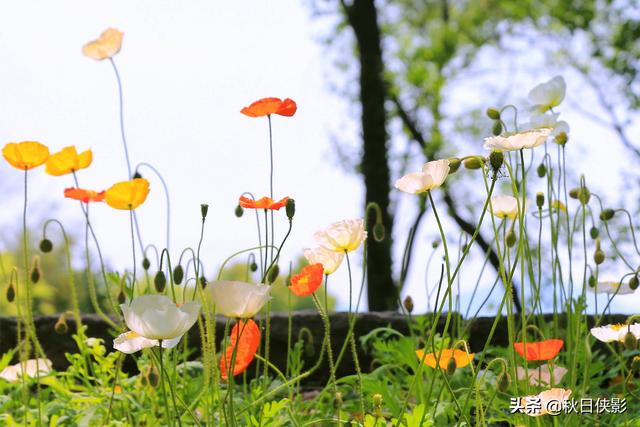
[1,1,638,315]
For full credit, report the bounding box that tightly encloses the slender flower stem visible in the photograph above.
[158,343,175,427]
[345,252,365,417]
[129,210,137,301]
[311,294,338,424]
[109,58,132,178]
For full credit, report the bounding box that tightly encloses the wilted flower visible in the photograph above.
[528,76,566,112]
[82,28,123,60]
[220,319,261,379]
[588,280,635,295]
[483,129,551,152]
[415,348,475,370]
[518,388,572,417]
[113,330,182,354]
[314,219,367,253]
[490,195,522,219]
[303,247,344,275]
[121,295,200,340]
[208,280,270,318]
[64,187,105,203]
[289,263,324,297]
[394,159,450,194]
[516,364,568,387]
[514,339,563,361]
[3,141,50,170]
[240,97,297,117]
[590,323,640,343]
[239,196,289,210]
[104,178,150,210]
[0,359,52,383]
[45,146,92,176]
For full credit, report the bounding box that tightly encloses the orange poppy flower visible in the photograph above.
[514,339,564,361]
[289,263,324,297]
[240,97,297,117]
[104,178,150,210]
[239,196,289,211]
[2,141,50,170]
[416,348,475,369]
[82,28,123,60]
[64,188,105,203]
[220,319,260,379]
[46,146,92,176]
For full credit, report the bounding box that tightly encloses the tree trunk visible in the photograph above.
[344,0,396,310]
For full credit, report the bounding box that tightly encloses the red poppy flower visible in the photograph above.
[240,97,297,117]
[514,339,564,361]
[64,187,105,203]
[220,319,260,379]
[239,196,289,210]
[289,263,324,297]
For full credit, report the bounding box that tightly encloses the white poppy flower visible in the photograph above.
[483,129,551,152]
[590,323,640,343]
[208,281,271,318]
[518,388,572,417]
[490,195,523,219]
[528,76,566,112]
[303,247,344,275]
[113,331,183,354]
[0,359,52,383]
[588,281,635,295]
[521,112,570,137]
[516,364,568,387]
[121,295,201,340]
[314,219,367,253]
[394,159,450,194]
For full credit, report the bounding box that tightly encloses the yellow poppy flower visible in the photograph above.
[82,28,123,60]
[415,348,475,369]
[45,146,92,176]
[104,178,150,210]
[2,141,50,170]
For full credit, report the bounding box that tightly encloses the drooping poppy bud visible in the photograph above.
[154,271,167,292]
[403,295,414,314]
[142,257,151,271]
[117,290,126,304]
[446,356,457,375]
[506,230,517,248]
[201,204,209,220]
[578,187,591,205]
[588,275,597,288]
[486,108,501,120]
[600,209,615,221]
[30,259,40,284]
[537,163,546,178]
[589,227,599,239]
[286,198,296,220]
[373,222,385,242]
[172,265,184,285]
[267,264,280,284]
[6,283,15,303]
[555,132,568,145]
[463,156,483,170]
[630,275,639,290]
[250,262,258,272]
[39,239,53,253]
[235,204,244,218]
[492,121,502,136]
[498,372,510,392]
[569,188,580,199]
[489,151,504,173]
[624,331,637,350]
[54,313,68,335]
[447,157,461,173]
[132,171,143,179]
[594,250,605,265]
[199,276,208,289]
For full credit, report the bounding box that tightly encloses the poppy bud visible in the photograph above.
[506,230,517,248]
[600,209,615,221]
[199,276,208,289]
[201,203,209,220]
[333,392,343,409]
[463,156,483,170]
[489,151,504,173]
[578,188,591,205]
[117,290,126,304]
[132,171,143,179]
[446,356,457,375]
[304,334,315,357]
[537,163,546,178]
[39,239,53,253]
[54,313,68,335]
[632,356,640,372]
[403,295,414,314]
[630,275,639,290]
[590,227,599,239]
[588,275,597,288]
[6,283,15,303]
[373,222,385,242]
[235,204,244,218]
[536,192,544,208]
[624,330,637,350]
[30,262,40,284]
[154,271,167,292]
[142,257,151,271]
[267,265,280,284]
[432,239,440,249]
[594,250,605,265]
[447,157,461,173]
[569,188,580,199]
[486,108,501,120]
[372,393,383,409]
[172,265,184,285]
[250,262,258,272]
[498,372,510,392]
[555,132,568,145]
[492,121,502,136]
[147,367,160,388]
[286,198,296,220]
